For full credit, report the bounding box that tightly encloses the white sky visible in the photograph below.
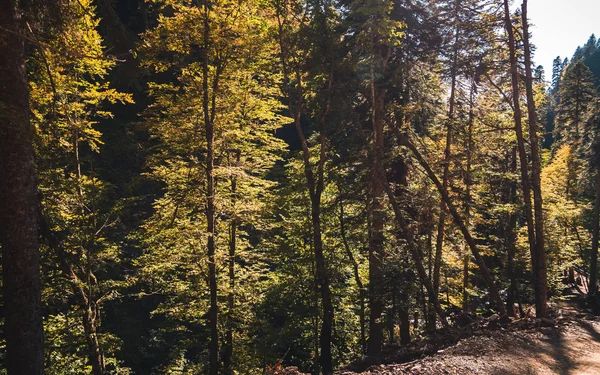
[525,0,599,78]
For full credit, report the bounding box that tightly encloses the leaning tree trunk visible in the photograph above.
[0,3,45,374]
[401,135,507,316]
[522,0,548,317]
[381,175,450,329]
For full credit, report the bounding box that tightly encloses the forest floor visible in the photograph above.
[276,295,600,375]
[339,298,600,375]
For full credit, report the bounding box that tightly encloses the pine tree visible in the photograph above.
[583,101,600,296]
[522,0,548,318]
[555,61,598,148]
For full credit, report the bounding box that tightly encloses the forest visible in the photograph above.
[1,0,600,374]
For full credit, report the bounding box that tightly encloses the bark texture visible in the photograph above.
[0,2,45,374]
[590,170,600,296]
[522,0,548,317]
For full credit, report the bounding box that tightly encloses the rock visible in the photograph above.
[488,314,500,322]
[512,303,520,317]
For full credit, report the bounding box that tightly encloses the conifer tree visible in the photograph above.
[343,0,405,354]
[585,102,600,296]
[556,61,598,148]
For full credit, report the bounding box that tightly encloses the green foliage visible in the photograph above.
[135,0,288,372]
[8,1,600,374]
[27,0,133,373]
[542,145,589,293]
[555,61,598,148]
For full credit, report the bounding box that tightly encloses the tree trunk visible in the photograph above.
[275,3,335,366]
[313,198,334,374]
[401,136,507,316]
[506,148,521,316]
[426,228,436,331]
[203,5,219,374]
[310,248,320,375]
[462,81,475,311]
[378,165,450,328]
[73,124,107,375]
[388,293,396,345]
[223,223,236,374]
[368,82,387,356]
[223,150,240,374]
[339,200,366,355]
[413,311,419,331]
[434,56,458,311]
[522,0,549,317]
[399,290,411,345]
[503,0,538,318]
[433,1,461,321]
[590,169,600,296]
[419,285,428,330]
[0,3,45,374]
[83,301,106,375]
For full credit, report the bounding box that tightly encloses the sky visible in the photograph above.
[525,0,599,79]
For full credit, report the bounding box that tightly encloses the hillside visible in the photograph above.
[276,298,600,375]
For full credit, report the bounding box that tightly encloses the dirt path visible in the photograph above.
[340,301,600,375]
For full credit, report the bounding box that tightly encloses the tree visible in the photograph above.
[273,0,341,370]
[503,0,544,318]
[522,0,548,318]
[0,2,47,374]
[29,1,133,373]
[555,61,598,148]
[139,1,287,372]
[430,0,497,324]
[583,101,600,295]
[343,0,405,355]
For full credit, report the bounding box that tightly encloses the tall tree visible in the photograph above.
[522,0,548,318]
[555,61,598,148]
[0,2,46,374]
[343,0,405,355]
[30,1,133,372]
[273,0,339,370]
[585,102,600,296]
[503,0,539,317]
[139,1,287,372]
